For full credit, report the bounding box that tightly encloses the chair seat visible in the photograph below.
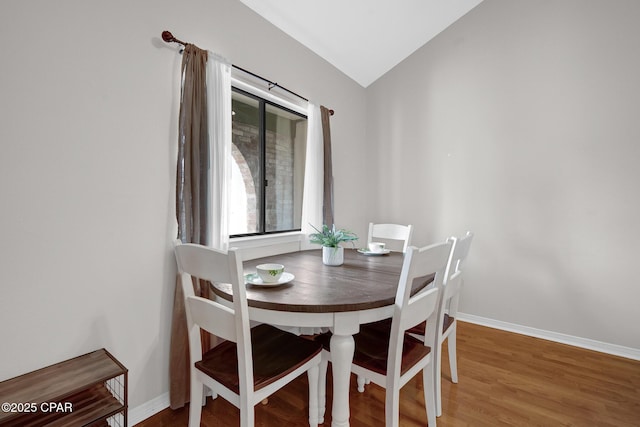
[406,313,455,336]
[196,323,322,394]
[316,327,431,377]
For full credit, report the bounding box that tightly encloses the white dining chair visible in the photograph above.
[356,222,412,391]
[318,240,453,427]
[174,242,322,427]
[407,231,474,416]
[367,222,413,253]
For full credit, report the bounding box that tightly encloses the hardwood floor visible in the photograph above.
[135,322,640,426]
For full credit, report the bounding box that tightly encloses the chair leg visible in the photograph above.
[385,388,401,427]
[239,403,255,427]
[188,379,204,427]
[202,387,208,406]
[356,375,366,392]
[436,339,444,417]
[307,365,319,427]
[448,326,458,383]
[423,363,437,427]
[318,358,328,425]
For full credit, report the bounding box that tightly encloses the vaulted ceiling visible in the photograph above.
[238,0,485,87]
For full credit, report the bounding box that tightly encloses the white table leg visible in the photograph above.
[330,332,354,427]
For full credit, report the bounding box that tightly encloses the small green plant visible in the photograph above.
[308,224,358,248]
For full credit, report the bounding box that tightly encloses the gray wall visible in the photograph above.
[0,0,368,409]
[366,0,640,349]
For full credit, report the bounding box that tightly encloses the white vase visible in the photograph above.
[322,246,344,266]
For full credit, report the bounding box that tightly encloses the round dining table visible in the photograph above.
[210,248,433,427]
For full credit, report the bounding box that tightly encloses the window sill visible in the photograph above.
[230,232,306,260]
[230,231,303,244]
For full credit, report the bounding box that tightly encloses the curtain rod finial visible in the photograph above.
[162,30,187,47]
[162,31,174,43]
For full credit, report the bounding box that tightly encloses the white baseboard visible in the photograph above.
[128,314,640,426]
[128,392,170,426]
[457,312,640,361]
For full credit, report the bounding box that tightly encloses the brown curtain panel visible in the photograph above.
[321,105,335,226]
[169,44,211,410]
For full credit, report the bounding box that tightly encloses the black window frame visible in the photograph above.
[230,86,308,238]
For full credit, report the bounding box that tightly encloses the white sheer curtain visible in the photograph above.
[206,53,232,251]
[300,102,324,250]
[288,102,328,335]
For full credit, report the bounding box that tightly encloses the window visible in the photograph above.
[229,87,307,237]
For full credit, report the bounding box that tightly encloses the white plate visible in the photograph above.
[357,248,391,256]
[245,272,295,287]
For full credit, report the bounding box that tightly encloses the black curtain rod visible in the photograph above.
[162,31,334,115]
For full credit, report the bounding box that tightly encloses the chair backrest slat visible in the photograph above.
[368,223,413,253]
[402,286,439,332]
[186,295,238,342]
[397,241,452,307]
[175,243,236,284]
[443,270,463,303]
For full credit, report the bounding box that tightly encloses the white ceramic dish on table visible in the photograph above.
[256,263,285,282]
[245,272,295,287]
[357,248,391,256]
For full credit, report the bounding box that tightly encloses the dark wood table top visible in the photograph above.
[211,249,434,313]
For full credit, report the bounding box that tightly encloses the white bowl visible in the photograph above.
[256,263,285,283]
